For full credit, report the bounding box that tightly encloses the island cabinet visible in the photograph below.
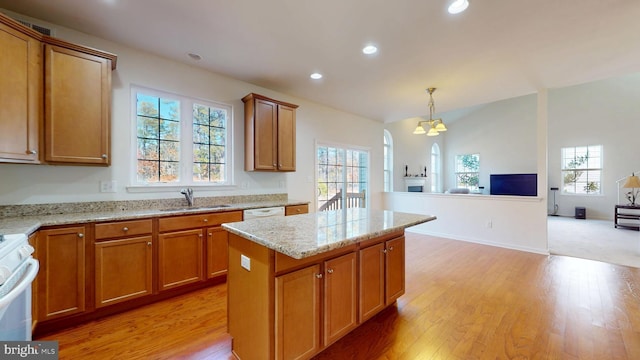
[359,235,406,322]
[228,230,405,360]
[0,16,42,164]
[158,211,242,291]
[35,225,88,322]
[94,219,153,308]
[242,93,298,172]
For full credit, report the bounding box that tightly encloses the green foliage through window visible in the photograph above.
[455,154,480,190]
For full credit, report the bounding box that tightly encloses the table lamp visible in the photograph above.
[622,173,640,206]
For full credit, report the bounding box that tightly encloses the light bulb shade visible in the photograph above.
[448,0,469,14]
[426,126,439,136]
[413,124,426,134]
[623,174,640,188]
[434,120,447,132]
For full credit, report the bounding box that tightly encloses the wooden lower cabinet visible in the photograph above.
[323,252,357,346]
[359,242,385,322]
[385,236,405,304]
[285,204,308,216]
[229,230,405,360]
[36,226,87,321]
[275,265,321,360]
[158,229,204,291]
[207,227,229,278]
[95,236,153,307]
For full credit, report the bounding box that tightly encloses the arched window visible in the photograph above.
[431,143,441,192]
[383,130,393,192]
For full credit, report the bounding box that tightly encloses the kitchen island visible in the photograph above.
[222,208,436,360]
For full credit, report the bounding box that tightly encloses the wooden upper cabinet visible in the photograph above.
[0,15,42,163]
[243,93,298,172]
[44,43,112,165]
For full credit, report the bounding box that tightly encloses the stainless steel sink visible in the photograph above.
[159,205,231,212]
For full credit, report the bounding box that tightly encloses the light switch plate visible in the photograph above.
[100,180,117,193]
[241,254,251,271]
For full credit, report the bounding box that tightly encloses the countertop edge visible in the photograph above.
[0,200,309,236]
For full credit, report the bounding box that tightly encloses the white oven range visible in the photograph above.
[0,233,39,341]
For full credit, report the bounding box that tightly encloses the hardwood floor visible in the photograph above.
[37,234,640,359]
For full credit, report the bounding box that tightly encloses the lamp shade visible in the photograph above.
[413,124,426,134]
[623,174,640,188]
[434,119,447,132]
[426,126,439,136]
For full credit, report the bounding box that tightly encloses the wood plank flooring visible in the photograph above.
[37,233,640,359]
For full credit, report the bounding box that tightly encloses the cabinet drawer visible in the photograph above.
[159,211,243,233]
[95,219,152,240]
[275,244,356,275]
[285,204,308,216]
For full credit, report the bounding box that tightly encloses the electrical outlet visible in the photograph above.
[100,180,117,193]
[487,220,493,228]
[241,254,251,271]
[241,182,248,189]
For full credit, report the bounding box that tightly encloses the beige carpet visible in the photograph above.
[548,215,640,268]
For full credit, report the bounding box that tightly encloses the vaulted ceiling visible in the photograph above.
[2,0,640,122]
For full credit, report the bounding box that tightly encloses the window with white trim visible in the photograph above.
[561,145,602,194]
[454,153,479,190]
[133,86,232,186]
[383,130,393,192]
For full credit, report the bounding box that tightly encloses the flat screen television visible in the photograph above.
[490,173,537,196]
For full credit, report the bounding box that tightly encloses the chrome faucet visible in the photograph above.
[180,188,194,207]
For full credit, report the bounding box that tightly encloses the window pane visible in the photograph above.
[137,160,158,183]
[193,104,209,125]
[137,139,159,160]
[193,124,210,144]
[211,128,226,145]
[159,120,179,141]
[210,145,225,163]
[193,163,209,182]
[137,94,159,116]
[137,117,159,139]
[160,161,179,182]
[193,144,209,162]
[160,99,179,120]
[160,140,180,162]
[210,109,226,128]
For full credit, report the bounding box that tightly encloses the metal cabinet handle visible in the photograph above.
[296,209,301,213]
[147,242,152,247]
[389,246,394,251]
[78,233,84,238]
[123,227,129,232]
[208,233,212,236]
[383,249,387,254]
[203,219,208,222]
[199,234,203,238]
[101,154,107,159]
[315,273,323,279]
[28,150,37,155]
[273,163,277,167]
[327,268,334,274]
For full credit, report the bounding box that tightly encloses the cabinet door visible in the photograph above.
[158,229,204,291]
[207,227,228,278]
[275,264,321,360]
[254,98,277,170]
[359,242,385,322]
[95,236,153,307]
[323,252,357,347]
[385,237,405,304]
[0,22,41,163]
[277,104,296,171]
[45,44,111,164]
[37,226,87,321]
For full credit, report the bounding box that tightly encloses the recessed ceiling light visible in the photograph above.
[448,0,469,14]
[187,53,202,61]
[310,73,323,80]
[362,45,378,55]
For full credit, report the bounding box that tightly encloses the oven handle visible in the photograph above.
[0,258,39,309]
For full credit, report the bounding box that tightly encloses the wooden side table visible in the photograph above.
[614,205,640,230]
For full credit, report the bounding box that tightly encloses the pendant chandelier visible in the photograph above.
[413,87,447,136]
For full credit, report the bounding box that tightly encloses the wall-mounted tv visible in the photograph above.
[490,173,537,196]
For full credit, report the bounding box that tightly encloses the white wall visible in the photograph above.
[548,74,640,219]
[384,192,548,254]
[0,11,385,210]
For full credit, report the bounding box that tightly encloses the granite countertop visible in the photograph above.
[0,199,308,236]
[222,208,436,259]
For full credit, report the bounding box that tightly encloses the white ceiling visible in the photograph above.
[2,0,640,123]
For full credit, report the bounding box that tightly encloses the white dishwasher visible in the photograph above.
[243,206,285,220]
